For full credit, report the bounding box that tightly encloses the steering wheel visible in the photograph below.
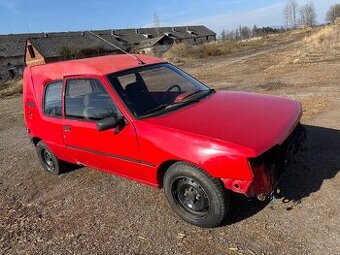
[161,84,182,104]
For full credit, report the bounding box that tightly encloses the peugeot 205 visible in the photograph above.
[23,54,306,228]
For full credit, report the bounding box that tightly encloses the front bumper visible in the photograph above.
[246,123,307,197]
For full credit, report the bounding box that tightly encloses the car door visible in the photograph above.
[62,75,144,178]
[38,80,71,160]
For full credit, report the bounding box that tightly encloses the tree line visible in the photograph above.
[284,1,340,28]
[220,26,286,41]
[220,1,340,40]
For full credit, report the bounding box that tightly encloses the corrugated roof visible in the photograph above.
[0,40,25,58]
[95,26,216,43]
[29,33,126,58]
[93,29,147,45]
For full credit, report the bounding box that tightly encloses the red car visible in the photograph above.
[23,54,306,228]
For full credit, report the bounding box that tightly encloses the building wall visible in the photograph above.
[0,56,24,81]
[180,35,216,45]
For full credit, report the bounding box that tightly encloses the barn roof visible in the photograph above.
[28,33,126,58]
[94,25,216,44]
[0,40,25,58]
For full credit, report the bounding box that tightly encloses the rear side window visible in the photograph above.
[44,81,63,117]
[65,79,119,121]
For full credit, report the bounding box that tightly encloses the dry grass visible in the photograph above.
[304,24,340,51]
[0,79,23,98]
[164,40,261,61]
[266,25,340,68]
[164,28,310,63]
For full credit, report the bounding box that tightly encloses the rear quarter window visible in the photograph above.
[44,81,63,117]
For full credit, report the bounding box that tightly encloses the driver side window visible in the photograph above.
[65,78,121,121]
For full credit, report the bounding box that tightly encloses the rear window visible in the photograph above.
[44,81,63,117]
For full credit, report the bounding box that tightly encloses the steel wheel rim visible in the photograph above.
[171,177,210,217]
[42,149,55,172]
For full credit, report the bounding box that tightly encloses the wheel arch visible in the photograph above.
[32,137,42,147]
[157,160,217,188]
[157,160,179,187]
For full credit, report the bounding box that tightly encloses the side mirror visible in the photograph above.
[97,116,125,131]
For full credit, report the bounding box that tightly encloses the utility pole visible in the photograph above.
[154,12,160,35]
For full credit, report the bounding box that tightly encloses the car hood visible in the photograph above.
[144,91,302,156]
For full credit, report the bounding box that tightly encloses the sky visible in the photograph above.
[0,0,339,35]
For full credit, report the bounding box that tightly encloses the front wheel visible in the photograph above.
[163,162,230,228]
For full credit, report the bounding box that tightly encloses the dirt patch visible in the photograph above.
[255,81,291,91]
[300,95,332,121]
[0,79,23,98]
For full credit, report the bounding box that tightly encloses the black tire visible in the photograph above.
[163,162,229,228]
[36,141,63,175]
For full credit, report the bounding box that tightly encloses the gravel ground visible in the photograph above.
[0,33,339,255]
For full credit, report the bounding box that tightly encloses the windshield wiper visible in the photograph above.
[143,98,201,116]
[142,104,169,116]
[179,89,215,102]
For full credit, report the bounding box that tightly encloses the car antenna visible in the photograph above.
[88,31,145,65]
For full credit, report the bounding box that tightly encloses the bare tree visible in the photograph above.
[299,1,317,27]
[326,4,340,23]
[283,0,298,29]
[220,29,226,41]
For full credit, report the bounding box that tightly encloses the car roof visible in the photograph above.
[29,54,166,79]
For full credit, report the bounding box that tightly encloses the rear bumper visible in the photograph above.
[246,123,307,197]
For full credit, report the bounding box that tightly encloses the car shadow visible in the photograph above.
[61,162,83,174]
[277,124,340,202]
[222,195,269,225]
[223,124,340,225]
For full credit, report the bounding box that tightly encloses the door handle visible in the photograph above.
[63,125,72,131]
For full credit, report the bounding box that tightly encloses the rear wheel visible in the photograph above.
[163,162,229,228]
[36,141,63,175]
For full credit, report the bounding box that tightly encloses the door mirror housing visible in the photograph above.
[97,116,125,131]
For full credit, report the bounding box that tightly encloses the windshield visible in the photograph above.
[107,63,211,117]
